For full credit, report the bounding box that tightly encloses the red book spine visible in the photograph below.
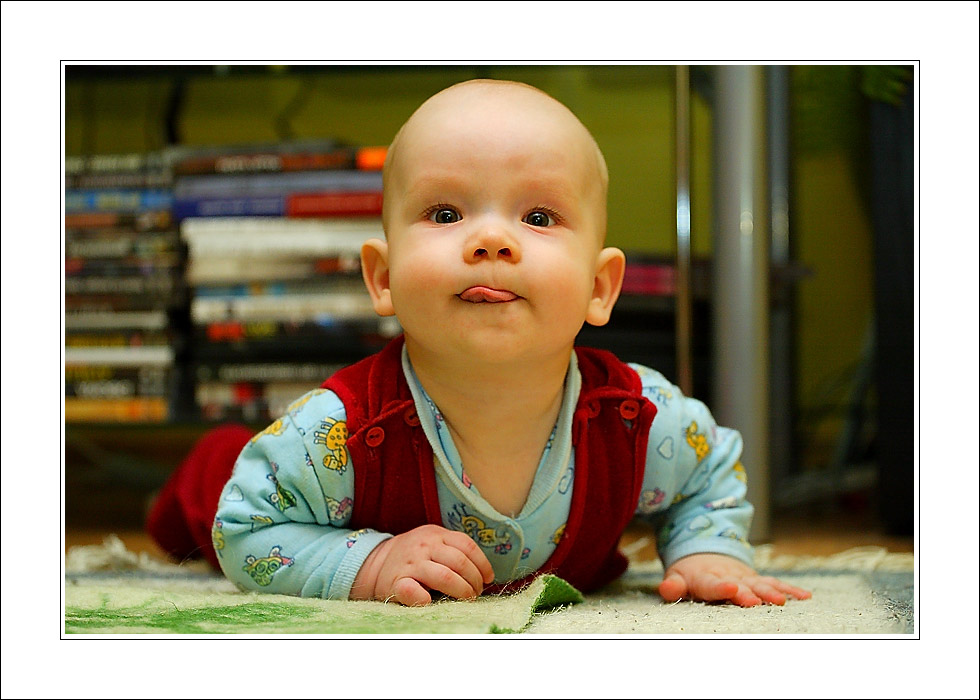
[285,191,383,218]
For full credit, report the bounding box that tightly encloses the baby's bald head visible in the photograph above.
[382,79,608,239]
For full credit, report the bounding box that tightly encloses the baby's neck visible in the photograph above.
[407,342,571,517]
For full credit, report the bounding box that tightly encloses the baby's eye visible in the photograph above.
[428,207,461,224]
[523,210,556,227]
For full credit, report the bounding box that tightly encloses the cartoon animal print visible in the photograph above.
[558,466,574,494]
[638,488,666,514]
[447,504,506,548]
[685,421,711,462]
[242,546,294,586]
[313,418,350,473]
[250,418,288,443]
[250,514,274,532]
[687,514,713,531]
[266,464,297,513]
[718,528,749,545]
[325,496,353,523]
[346,528,369,548]
[705,496,738,510]
[212,518,225,555]
[462,515,501,547]
[494,541,513,555]
[732,461,747,483]
[552,523,566,546]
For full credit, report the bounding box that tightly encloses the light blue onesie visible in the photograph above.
[213,347,754,598]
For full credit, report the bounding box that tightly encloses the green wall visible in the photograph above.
[64,64,879,461]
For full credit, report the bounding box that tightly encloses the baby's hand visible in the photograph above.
[659,552,811,607]
[350,524,495,606]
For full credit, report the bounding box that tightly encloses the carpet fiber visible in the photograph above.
[64,535,914,636]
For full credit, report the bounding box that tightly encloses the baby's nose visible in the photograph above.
[464,218,522,264]
[472,245,513,260]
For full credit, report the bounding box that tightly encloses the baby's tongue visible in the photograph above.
[459,286,518,303]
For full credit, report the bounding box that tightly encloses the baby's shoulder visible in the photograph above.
[627,362,716,430]
[276,387,348,437]
[627,362,677,399]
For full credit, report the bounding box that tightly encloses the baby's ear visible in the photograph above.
[585,247,626,327]
[360,239,396,317]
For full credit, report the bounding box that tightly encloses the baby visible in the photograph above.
[148,79,810,608]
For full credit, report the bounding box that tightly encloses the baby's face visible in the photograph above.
[379,82,616,364]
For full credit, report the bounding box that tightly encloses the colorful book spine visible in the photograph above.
[65,373,171,399]
[180,218,382,257]
[64,274,177,296]
[65,329,172,347]
[173,190,382,220]
[186,254,360,284]
[65,364,170,383]
[195,362,346,384]
[66,171,172,190]
[190,292,376,324]
[65,151,168,174]
[286,191,382,218]
[65,233,180,259]
[64,211,175,231]
[65,189,174,213]
[64,397,170,422]
[65,255,183,276]
[173,169,382,197]
[65,310,170,331]
[64,345,175,366]
[171,144,386,176]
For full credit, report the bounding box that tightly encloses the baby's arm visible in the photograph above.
[214,390,394,598]
[216,389,493,603]
[631,365,810,606]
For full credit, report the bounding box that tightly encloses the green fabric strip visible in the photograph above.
[64,574,583,635]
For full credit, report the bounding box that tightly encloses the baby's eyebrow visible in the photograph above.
[402,173,469,197]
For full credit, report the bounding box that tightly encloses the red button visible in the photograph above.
[365,426,385,447]
[404,408,420,427]
[619,400,640,420]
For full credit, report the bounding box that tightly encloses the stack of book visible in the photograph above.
[173,140,397,422]
[64,152,185,423]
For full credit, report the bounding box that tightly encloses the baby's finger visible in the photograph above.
[443,530,495,584]
[431,545,488,596]
[773,579,812,600]
[729,584,764,607]
[391,576,432,607]
[414,560,482,600]
[658,572,689,602]
[746,579,787,606]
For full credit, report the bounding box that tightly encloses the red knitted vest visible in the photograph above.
[322,336,656,593]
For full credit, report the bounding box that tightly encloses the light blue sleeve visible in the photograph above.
[629,364,755,570]
[213,388,392,599]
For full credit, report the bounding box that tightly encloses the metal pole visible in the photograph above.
[767,65,794,501]
[711,65,771,542]
[675,65,693,397]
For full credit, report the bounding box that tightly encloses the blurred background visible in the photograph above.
[62,63,914,553]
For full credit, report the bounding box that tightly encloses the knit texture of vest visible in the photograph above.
[322,336,657,593]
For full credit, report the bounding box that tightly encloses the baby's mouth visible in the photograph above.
[457,286,519,303]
